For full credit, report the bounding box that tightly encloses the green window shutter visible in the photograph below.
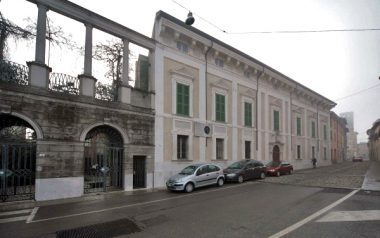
[274,110,279,131]
[312,121,316,138]
[176,83,189,116]
[216,94,225,122]
[139,60,149,91]
[244,102,252,127]
[297,117,301,136]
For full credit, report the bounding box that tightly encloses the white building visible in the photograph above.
[152,11,336,187]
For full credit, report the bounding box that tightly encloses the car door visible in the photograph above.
[280,163,289,174]
[194,165,209,187]
[253,162,263,178]
[245,163,255,179]
[206,165,220,185]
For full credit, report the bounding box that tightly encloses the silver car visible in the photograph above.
[166,163,225,193]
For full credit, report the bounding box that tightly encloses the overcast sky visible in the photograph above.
[2,0,380,142]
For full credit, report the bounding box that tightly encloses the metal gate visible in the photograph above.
[84,145,123,193]
[0,143,36,202]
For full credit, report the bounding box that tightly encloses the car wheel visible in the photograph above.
[276,171,280,177]
[217,178,224,187]
[260,172,266,179]
[289,169,293,175]
[238,175,244,183]
[184,183,194,193]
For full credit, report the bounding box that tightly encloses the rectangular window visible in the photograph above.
[215,93,225,122]
[244,102,252,127]
[176,83,190,116]
[216,138,224,160]
[245,141,251,159]
[177,135,188,159]
[274,110,280,131]
[311,121,316,138]
[297,145,301,159]
[323,125,327,140]
[324,147,327,160]
[176,41,188,53]
[215,58,224,67]
[312,146,315,158]
[296,117,301,136]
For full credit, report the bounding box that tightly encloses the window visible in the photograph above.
[273,110,280,131]
[244,71,250,78]
[245,141,251,159]
[177,135,188,159]
[208,165,219,172]
[176,83,190,116]
[244,102,252,127]
[323,125,327,140]
[215,93,225,122]
[216,138,224,160]
[311,121,316,138]
[215,58,224,67]
[296,117,301,136]
[297,145,301,159]
[312,146,315,158]
[324,147,327,160]
[176,41,188,53]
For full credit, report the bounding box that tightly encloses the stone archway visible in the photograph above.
[272,145,280,163]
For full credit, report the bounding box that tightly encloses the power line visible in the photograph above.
[171,0,380,35]
[334,83,380,101]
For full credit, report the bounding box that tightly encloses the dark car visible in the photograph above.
[266,161,293,177]
[223,160,266,183]
[352,156,363,162]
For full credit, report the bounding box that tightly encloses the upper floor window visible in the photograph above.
[311,121,316,138]
[244,102,252,127]
[273,110,280,132]
[215,93,226,122]
[323,124,327,140]
[296,117,302,136]
[176,83,190,116]
[176,41,188,53]
[215,58,224,68]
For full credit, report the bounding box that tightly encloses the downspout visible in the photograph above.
[205,41,213,147]
[290,86,293,152]
[255,67,264,151]
[316,102,319,159]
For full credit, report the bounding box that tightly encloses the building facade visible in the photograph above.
[340,112,358,159]
[330,112,348,163]
[152,11,336,187]
[367,119,380,161]
[357,142,369,160]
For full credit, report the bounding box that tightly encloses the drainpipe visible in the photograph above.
[204,41,213,147]
[255,67,264,151]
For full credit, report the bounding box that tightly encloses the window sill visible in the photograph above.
[172,159,193,162]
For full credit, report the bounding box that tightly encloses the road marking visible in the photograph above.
[317,210,380,222]
[26,207,39,223]
[268,189,359,238]
[29,182,254,223]
[0,209,32,216]
[0,216,30,224]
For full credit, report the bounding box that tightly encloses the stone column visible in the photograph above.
[118,39,131,104]
[232,81,238,161]
[28,4,51,88]
[79,24,97,97]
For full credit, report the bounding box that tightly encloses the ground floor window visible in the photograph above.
[245,141,251,159]
[312,146,315,159]
[216,138,224,160]
[297,145,301,159]
[177,135,188,159]
[324,147,327,160]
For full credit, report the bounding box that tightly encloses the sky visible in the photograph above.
[1,0,380,143]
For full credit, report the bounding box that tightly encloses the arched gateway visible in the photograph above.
[84,125,124,193]
[0,114,36,202]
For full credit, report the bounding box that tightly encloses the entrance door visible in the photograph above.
[273,145,280,163]
[133,156,146,188]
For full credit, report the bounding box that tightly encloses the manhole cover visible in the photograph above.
[56,218,142,238]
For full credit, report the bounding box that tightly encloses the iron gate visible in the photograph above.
[0,143,36,202]
[84,145,123,193]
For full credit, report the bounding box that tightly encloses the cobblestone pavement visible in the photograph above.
[262,161,371,189]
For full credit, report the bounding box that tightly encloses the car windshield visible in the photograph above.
[227,161,246,169]
[179,165,199,175]
[266,161,280,167]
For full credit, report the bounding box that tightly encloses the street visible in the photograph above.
[0,161,379,238]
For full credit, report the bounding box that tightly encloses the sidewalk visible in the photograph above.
[361,160,380,191]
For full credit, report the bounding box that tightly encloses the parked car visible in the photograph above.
[352,156,363,162]
[266,161,293,176]
[166,163,225,193]
[224,160,266,183]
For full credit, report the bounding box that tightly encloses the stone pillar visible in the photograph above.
[79,24,96,97]
[232,81,238,161]
[28,4,51,88]
[118,39,131,104]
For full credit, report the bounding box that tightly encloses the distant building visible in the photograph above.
[340,112,358,159]
[367,119,380,161]
[357,142,369,160]
[330,112,348,163]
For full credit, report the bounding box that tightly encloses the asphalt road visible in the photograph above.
[1,179,379,238]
